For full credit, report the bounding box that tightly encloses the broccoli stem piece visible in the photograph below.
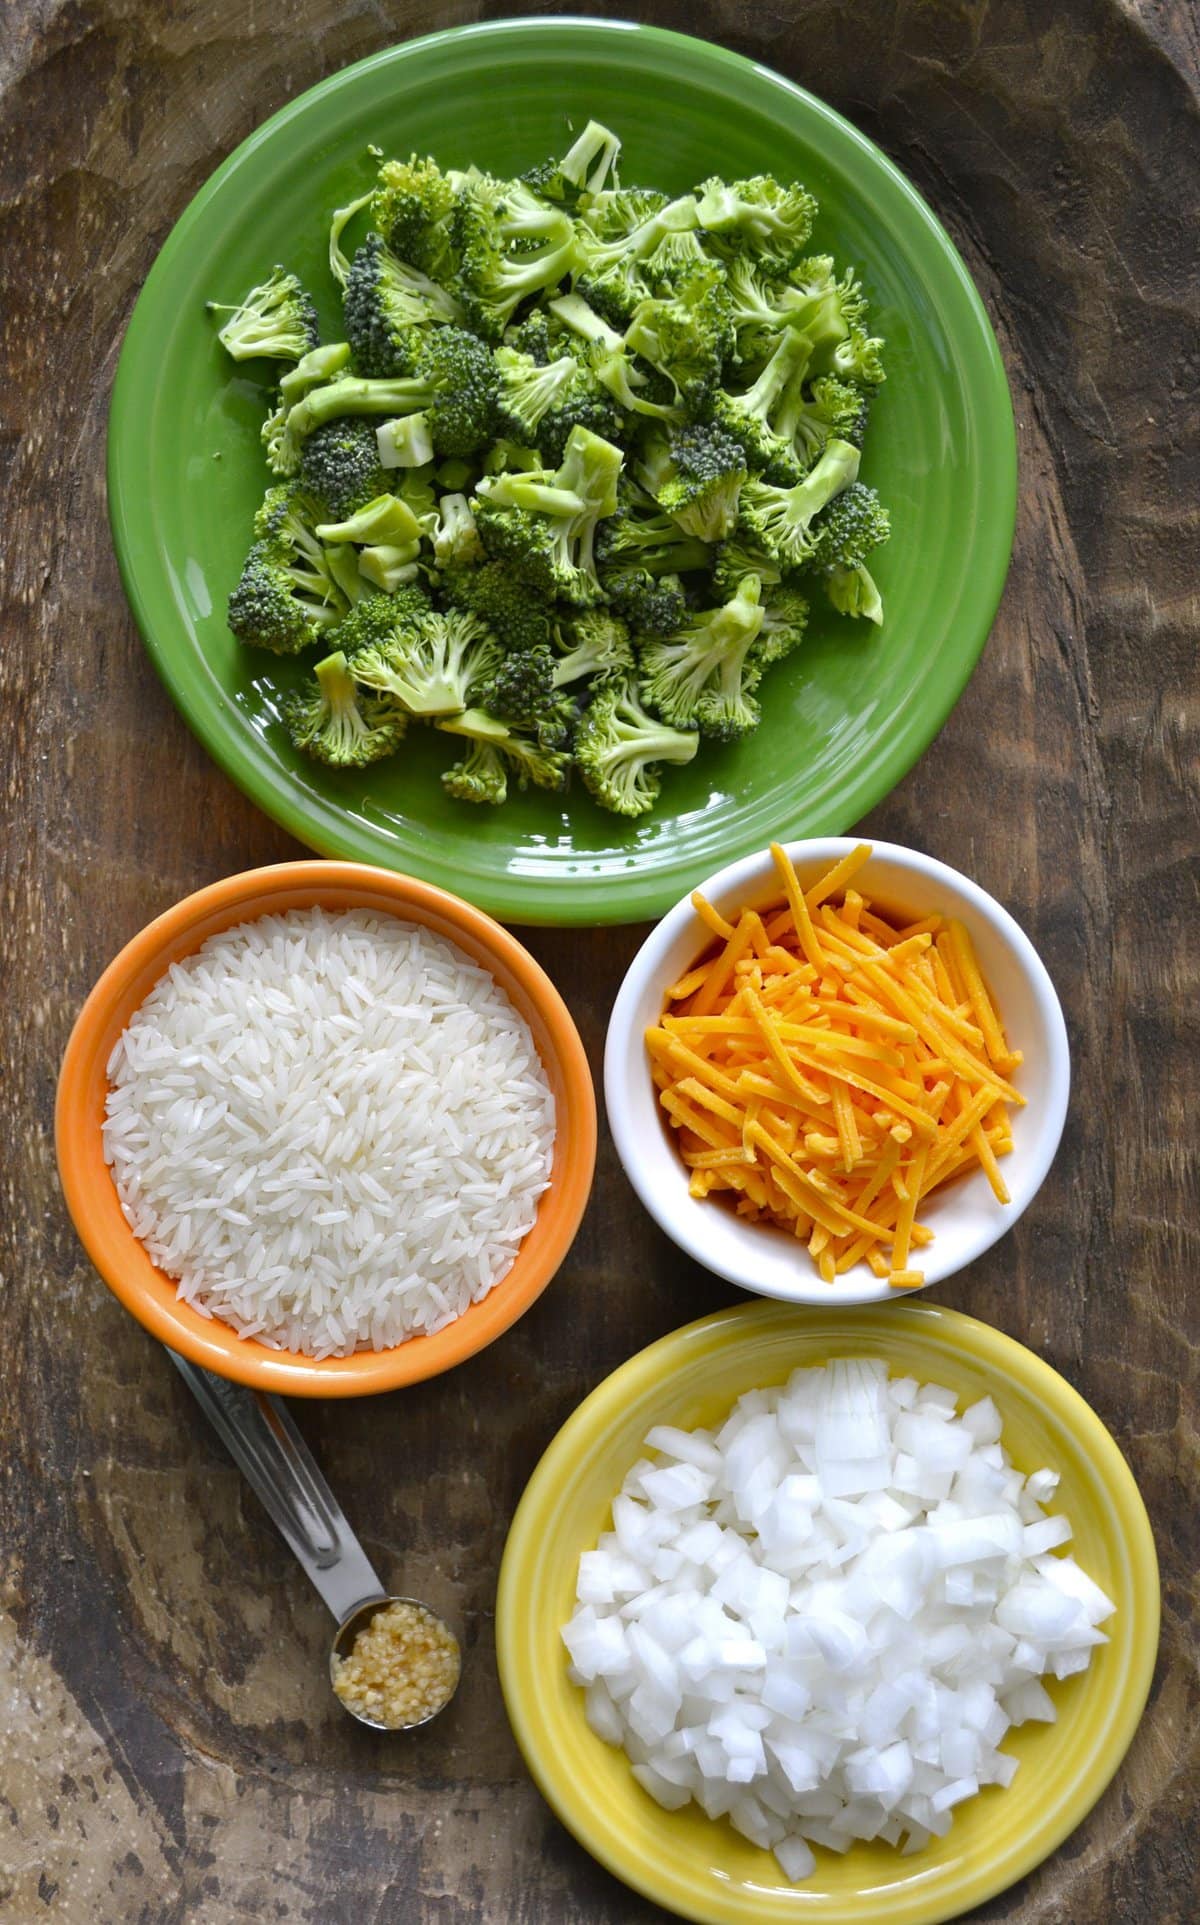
[559,119,622,193]
[825,561,884,625]
[377,414,435,468]
[315,494,423,548]
[328,189,375,288]
[279,342,352,405]
[358,547,421,592]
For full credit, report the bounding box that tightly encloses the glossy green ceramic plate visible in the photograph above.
[497,1303,1159,1925]
[108,19,1016,927]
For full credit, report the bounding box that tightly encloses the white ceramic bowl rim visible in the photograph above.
[604,838,1070,1307]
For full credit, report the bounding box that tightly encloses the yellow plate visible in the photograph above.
[496,1302,1158,1925]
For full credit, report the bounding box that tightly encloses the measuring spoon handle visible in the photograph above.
[168,1350,387,1626]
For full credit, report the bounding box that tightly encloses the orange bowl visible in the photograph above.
[56,861,596,1396]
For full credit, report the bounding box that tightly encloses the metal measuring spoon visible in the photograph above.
[168,1351,460,1731]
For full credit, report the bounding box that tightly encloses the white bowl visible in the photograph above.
[604,839,1070,1306]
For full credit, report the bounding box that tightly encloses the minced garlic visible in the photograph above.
[332,1600,460,1729]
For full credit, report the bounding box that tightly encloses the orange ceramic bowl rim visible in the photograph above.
[55,860,597,1396]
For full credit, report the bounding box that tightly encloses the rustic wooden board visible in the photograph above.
[1,1,1197,1919]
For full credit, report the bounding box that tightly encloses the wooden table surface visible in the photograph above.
[1,1,1196,1919]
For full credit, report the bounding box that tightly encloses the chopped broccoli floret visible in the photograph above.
[333,584,431,656]
[707,324,815,479]
[523,119,623,203]
[824,561,884,624]
[600,566,690,636]
[637,575,767,740]
[478,646,576,746]
[548,293,682,421]
[278,342,353,405]
[637,422,748,542]
[494,343,622,464]
[283,328,498,459]
[299,417,389,518]
[451,175,578,340]
[801,480,891,575]
[438,706,570,802]
[694,176,818,272]
[786,374,869,466]
[474,423,624,605]
[572,192,700,325]
[623,265,734,414]
[574,670,699,816]
[228,537,347,655]
[438,559,552,651]
[351,605,502,717]
[343,233,464,376]
[282,650,406,767]
[207,266,319,362]
[370,154,459,281]
[737,437,862,568]
[594,491,710,583]
[712,531,784,600]
[755,582,810,664]
[550,609,634,685]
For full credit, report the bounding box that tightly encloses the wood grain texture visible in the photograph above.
[1,1,1197,1919]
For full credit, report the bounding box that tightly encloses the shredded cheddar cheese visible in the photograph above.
[647,843,1023,1288]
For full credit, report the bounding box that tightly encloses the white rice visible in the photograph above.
[102,907,556,1357]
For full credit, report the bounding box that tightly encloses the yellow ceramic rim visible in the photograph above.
[496,1301,1159,1925]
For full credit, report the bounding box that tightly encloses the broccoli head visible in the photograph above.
[693,176,818,272]
[737,437,862,568]
[474,423,624,605]
[437,559,552,651]
[343,233,464,376]
[332,584,431,656]
[824,561,884,625]
[437,706,570,803]
[207,266,319,363]
[574,670,699,816]
[283,650,406,768]
[351,605,502,717]
[228,539,345,654]
[637,575,767,741]
[299,417,389,518]
[478,646,576,747]
[637,422,748,543]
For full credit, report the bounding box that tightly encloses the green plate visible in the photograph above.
[107,18,1016,927]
